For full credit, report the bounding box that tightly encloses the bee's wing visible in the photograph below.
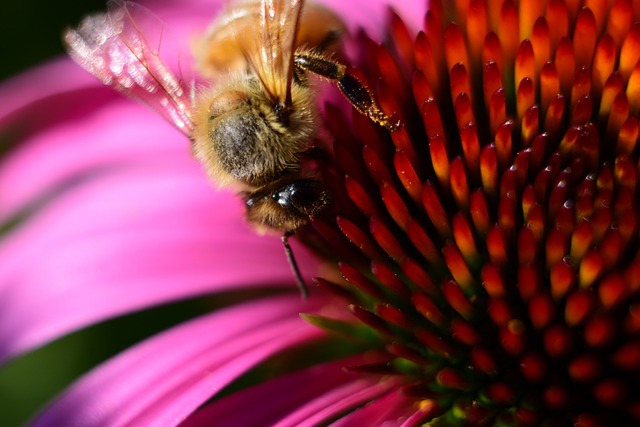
[63,0,193,135]
[242,0,303,105]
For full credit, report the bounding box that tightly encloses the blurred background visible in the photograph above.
[0,1,106,82]
[2,4,106,426]
[0,2,216,426]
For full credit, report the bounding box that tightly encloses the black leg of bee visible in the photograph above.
[294,53,401,131]
[281,231,309,299]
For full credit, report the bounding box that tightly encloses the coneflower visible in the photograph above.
[1,0,638,426]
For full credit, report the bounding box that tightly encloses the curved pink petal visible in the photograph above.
[0,97,189,221]
[0,158,322,361]
[0,107,156,232]
[0,58,97,127]
[320,0,424,36]
[31,295,324,427]
[181,357,399,427]
[328,388,428,427]
[271,375,400,427]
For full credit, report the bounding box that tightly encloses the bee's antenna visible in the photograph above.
[281,232,309,299]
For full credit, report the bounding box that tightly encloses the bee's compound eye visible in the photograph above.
[272,190,290,207]
[244,179,330,232]
[272,179,328,215]
[288,182,322,208]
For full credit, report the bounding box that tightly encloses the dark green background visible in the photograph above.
[0,1,106,82]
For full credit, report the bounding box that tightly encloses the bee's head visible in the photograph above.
[244,177,329,233]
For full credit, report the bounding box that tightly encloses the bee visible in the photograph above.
[64,0,399,297]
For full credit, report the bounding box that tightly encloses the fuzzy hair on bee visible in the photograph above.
[190,75,318,190]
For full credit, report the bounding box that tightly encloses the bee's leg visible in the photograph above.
[281,231,309,299]
[294,53,401,131]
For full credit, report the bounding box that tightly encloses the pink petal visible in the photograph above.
[272,375,400,427]
[0,160,321,361]
[0,58,97,127]
[0,95,190,221]
[31,295,324,427]
[181,357,398,427]
[319,0,424,36]
[328,388,428,427]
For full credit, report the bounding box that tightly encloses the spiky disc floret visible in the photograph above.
[310,1,640,425]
